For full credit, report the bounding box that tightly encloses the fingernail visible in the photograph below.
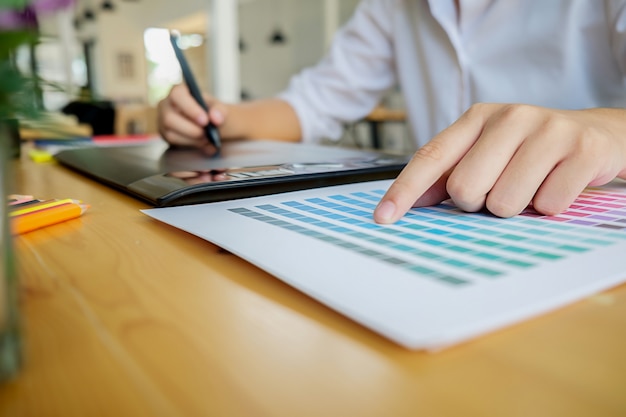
[375,200,396,223]
[197,114,208,125]
[211,109,224,124]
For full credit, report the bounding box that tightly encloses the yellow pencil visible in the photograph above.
[9,198,77,217]
[11,202,90,235]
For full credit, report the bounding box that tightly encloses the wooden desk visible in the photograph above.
[1,149,626,417]
[364,106,407,149]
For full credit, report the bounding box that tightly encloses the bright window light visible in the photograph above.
[144,28,205,106]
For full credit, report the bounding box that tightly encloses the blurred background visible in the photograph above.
[24,0,408,151]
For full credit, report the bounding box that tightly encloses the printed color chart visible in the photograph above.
[521,188,626,231]
[143,180,626,350]
[230,191,625,288]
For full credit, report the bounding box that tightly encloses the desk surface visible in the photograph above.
[2,146,626,417]
[366,106,407,122]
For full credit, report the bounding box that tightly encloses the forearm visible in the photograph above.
[221,98,301,142]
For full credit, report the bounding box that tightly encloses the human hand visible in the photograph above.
[157,84,228,154]
[167,169,228,185]
[374,104,626,223]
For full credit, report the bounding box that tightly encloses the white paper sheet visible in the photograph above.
[142,180,626,350]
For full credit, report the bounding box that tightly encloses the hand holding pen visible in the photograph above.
[167,30,222,155]
[158,31,302,149]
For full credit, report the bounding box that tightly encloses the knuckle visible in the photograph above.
[169,84,186,102]
[413,141,445,163]
[497,103,536,122]
[466,102,489,116]
[445,173,478,208]
[161,111,175,130]
[539,114,569,135]
[444,173,466,199]
[571,127,602,157]
[160,129,174,143]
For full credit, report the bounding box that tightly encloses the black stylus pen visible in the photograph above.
[169,31,222,150]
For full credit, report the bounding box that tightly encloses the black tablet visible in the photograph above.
[54,139,409,207]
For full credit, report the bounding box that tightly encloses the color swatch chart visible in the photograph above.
[229,188,626,288]
[143,180,626,350]
[520,188,626,231]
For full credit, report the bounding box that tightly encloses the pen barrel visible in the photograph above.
[205,124,222,149]
[11,203,85,235]
[170,32,221,150]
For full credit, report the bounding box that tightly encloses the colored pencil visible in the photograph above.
[11,202,89,235]
[7,195,35,206]
[9,198,77,217]
[8,199,42,209]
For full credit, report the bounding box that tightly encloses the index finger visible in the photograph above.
[169,84,210,126]
[373,104,495,224]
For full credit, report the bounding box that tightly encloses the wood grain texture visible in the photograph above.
[1,146,625,417]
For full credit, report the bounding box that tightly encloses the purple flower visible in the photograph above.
[29,0,75,13]
[0,7,38,30]
[0,0,74,30]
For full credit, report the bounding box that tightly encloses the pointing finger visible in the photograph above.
[374,104,497,223]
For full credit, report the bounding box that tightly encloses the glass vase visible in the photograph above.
[0,123,21,381]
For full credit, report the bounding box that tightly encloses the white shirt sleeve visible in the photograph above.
[278,0,397,144]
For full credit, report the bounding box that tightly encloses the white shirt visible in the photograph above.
[279,0,626,147]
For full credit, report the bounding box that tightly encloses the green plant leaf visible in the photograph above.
[0,1,32,11]
[0,30,36,58]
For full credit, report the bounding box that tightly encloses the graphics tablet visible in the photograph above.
[54,139,409,207]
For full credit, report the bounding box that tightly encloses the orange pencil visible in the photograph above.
[11,202,89,235]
